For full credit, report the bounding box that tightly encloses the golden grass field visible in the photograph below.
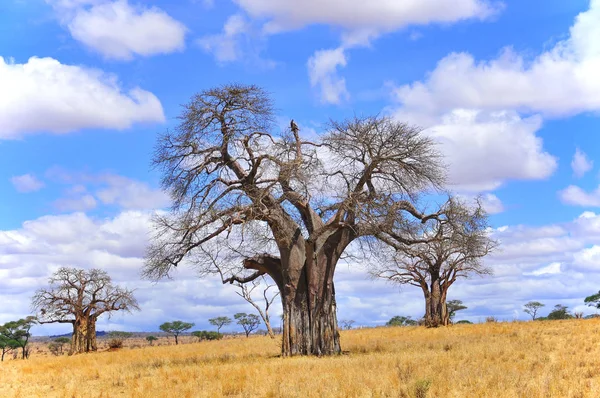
[2,319,600,397]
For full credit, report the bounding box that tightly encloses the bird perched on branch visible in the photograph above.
[290,119,299,134]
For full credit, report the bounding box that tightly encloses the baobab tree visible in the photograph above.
[143,84,445,356]
[372,198,496,327]
[31,267,139,354]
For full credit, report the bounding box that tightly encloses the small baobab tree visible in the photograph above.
[143,84,445,356]
[372,198,496,327]
[31,267,139,354]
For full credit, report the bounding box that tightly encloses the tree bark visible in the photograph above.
[281,279,340,356]
[423,278,449,327]
[71,318,87,354]
[87,318,97,352]
[71,316,97,354]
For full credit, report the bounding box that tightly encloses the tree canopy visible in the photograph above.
[31,267,139,354]
[159,321,195,345]
[143,84,448,355]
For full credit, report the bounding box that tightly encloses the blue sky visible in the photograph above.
[2,0,600,335]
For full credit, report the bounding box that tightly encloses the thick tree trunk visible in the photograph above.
[423,280,449,327]
[87,318,97,352]
[281,267,340,356]
[71,317,96,354]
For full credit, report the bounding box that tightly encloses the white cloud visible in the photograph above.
[204,0,499,99]
[424,110,557,191]
[197,14,250,63]
[233,0,499,34]
[389,0,600,192]
[393,0,600,118]
[0,57,164,138]
[54,194,98,212]
[559,185,600,207]
[523,262,562,276]
[307,47,349,104]
[573,245,600,271]
[481,193,504,214]
[10,174,45,193]
[95,174,170,210]
[571,147,594,178]
[48,0,187,60]
[47,169,170,212]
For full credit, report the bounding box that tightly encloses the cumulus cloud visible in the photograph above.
[0,57,164,139]
[389,1,600,192]
[233,0,499,34]
[307,47,349,104]
[523,262,562,276]
[10,174,45,193]
[54,194,98,212]
[47,168,170,212]
[202,0,500,100]
[559,184,600,207]
[393,0,600,118]
[197,14,251,63]
[571,147,594,178]
[95,174,170,210]
[48,0,187,60]
[424,110,556,191]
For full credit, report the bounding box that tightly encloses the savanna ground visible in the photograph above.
[2,320,600,397]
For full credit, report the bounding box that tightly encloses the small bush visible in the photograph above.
[146,335,158,345]
[486,316,498,323]
[191,330,223,341]
[107,331,132,349]
[455,320,472,324]
[413,379,432,398]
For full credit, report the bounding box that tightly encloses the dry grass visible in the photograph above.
[2,320,600,397]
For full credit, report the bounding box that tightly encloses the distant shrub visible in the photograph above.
[455,320,473,324]
[386,316,417,327]
[485,316,498,323]
[146,336,158,345]
[191,331,223,342]
[547,305,573,320]
[107,331,132,349]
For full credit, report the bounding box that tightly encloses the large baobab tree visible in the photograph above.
[32,267,139,354]
[372,198,497,327]
[143,84,445,356]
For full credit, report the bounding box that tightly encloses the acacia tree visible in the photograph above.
[31,267,139,354]
[235,313,261,337]
[523,301,545,320]
[159,321,194,345]
[0,317,36,360]
[143,84,444,356]
[372,198,496,327]
[208,317,232,333]
[447,300,467,322]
